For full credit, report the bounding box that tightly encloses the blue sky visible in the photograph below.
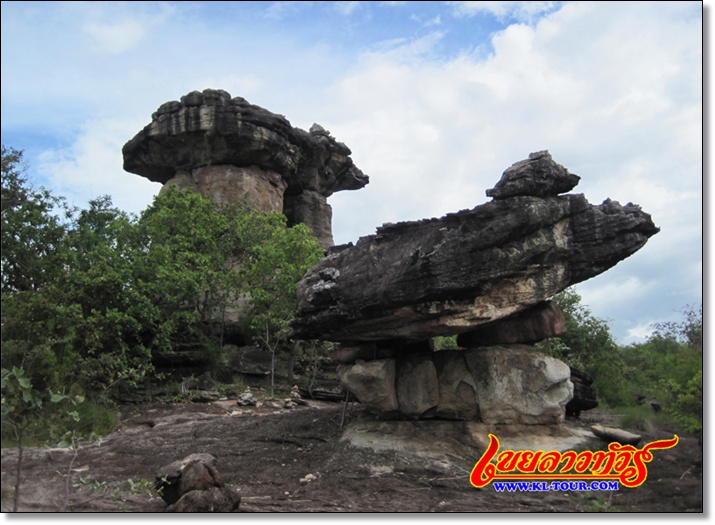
[0,1,703,345]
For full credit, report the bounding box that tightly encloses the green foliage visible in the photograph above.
[1,146,70,293]
[537,288,632,407]
[239,213,324,396]
[614,405,671,433]
[1,367,44,435]
[2,146,326,410]
[538,290,702,431]
[432,335,460,351]
[661,369,702,434]
[622,305,702,434]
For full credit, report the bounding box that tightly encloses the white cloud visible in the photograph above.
[626,322,656,344]
[577,277,657,315]
[36,117,159,216]
[83,19,147,55]
[333,1,362,16]
[448,1,560,23]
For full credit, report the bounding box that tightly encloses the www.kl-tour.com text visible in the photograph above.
[492,480,620,492]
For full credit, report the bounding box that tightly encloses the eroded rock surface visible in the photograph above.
[123,89,369,248]
[334,344,572,425]
[292,152,658,342]
[123,90,368,195]
[457,300,566,347]
[464,345,573,425]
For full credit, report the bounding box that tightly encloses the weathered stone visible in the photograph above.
[283,190,334,249]
[464,345,573,425]
[292,153,659,342]
[395,354,439,418]
[457,300,566,347]
[433,350,480,420]
[192,165,287,213]
[336,359,398,415]
[236,387,257,407]
[486,150,580,199]
[591,425,642,446]
[159,170,196,194]
[166,486,241,512]
[122,89,369,197]
[155,453,223,505]
[566,367,598,418]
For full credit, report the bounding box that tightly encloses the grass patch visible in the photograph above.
[613,405,675,433]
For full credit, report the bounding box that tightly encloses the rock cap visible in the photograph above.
[486,150,580,199]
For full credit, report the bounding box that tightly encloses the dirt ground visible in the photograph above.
[0,398,703,514]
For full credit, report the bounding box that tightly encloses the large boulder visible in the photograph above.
[291,152,658,342]
[486,150,580,199]
[566,367,598,418]
[433,350,480,420]
[464,345,573,425]
[395,354,439,418]
[336,359,399,416]
[155,453,224,505]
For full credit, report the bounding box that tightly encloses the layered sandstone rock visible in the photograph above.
[295,152,656,425]
[457,300,566,347]
[123,89,369,248]
[291,151,658,341]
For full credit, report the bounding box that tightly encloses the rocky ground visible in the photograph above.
[0,399,703,513]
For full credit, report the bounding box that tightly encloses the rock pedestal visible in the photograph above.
[291,151,656,426]
[123,89,369,249]
[337,344,572,425]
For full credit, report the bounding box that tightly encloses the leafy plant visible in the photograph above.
[1,367,44,512]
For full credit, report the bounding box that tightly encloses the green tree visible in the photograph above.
[622,305,702,433]
[1,146,69,293]
[240,213,323,397]
[1,149,325,411]
[1,367,43,511]
[133,188,235,366]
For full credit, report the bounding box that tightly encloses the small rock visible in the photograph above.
[236,387,257,407]
[290,384,308,406]
[591,425,642,446]
[300,473,317,484]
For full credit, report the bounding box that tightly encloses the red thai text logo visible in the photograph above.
[470,433,679,489]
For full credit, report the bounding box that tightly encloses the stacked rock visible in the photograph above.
[292,152,659,425]
[122,89,369,249]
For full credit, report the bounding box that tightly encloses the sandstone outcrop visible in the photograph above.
[334,344,571,424]
[123,89,369,248]
[292,151,656,425]
[457,300,566,347]
[291,151,658,342]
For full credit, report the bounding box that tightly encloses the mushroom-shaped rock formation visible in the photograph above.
[291,151,659,342]
[122,89,368,248]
